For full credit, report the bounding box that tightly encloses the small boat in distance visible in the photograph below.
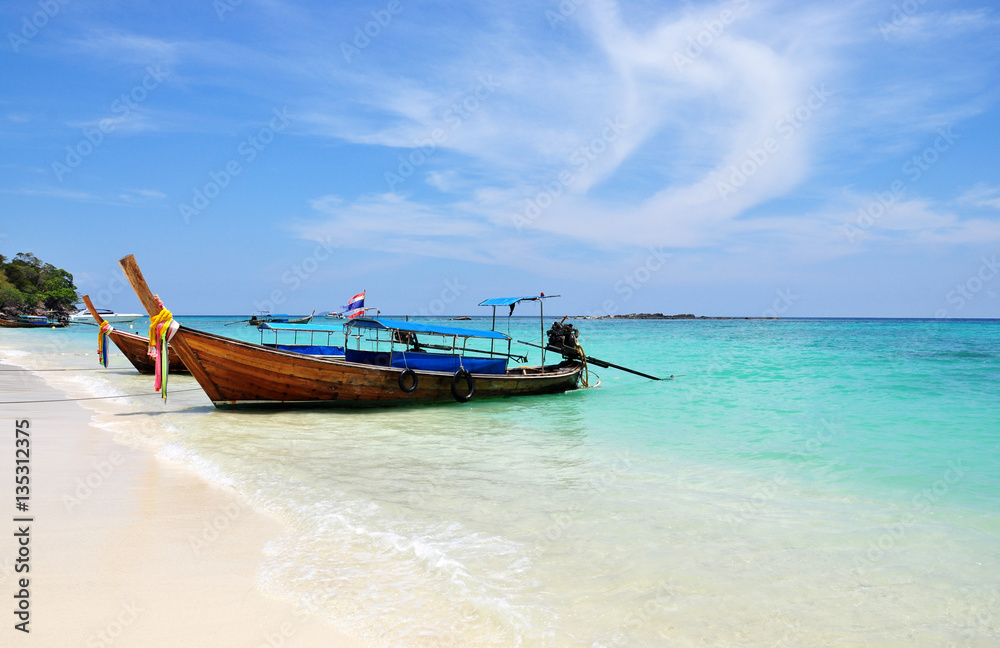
[0,314,69,328]
[247,311,315,326]
[69,308,142,324]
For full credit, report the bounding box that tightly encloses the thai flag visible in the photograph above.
[346,291,365,319]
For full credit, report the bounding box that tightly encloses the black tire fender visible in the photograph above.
[398,368,418,393]
[451,369,475,403]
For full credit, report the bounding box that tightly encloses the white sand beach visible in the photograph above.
[0,360,367,648]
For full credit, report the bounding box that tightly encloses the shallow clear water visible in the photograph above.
[2,317,999,646]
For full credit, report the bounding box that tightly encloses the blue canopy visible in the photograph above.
[478,295,560,307]
[346,317,509,340]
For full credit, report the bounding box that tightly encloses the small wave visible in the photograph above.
[63,374,130,399]
[251,489,541,647]
[157,442,236,488]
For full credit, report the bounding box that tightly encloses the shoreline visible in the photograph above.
[572,313,780,320]
[0,358,366,647]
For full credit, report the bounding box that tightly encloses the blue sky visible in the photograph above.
[2,0,999,317]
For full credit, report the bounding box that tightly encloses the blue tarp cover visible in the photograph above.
[345,349,507,374]
[264,344,344,356]
[347,317,509,340]
[391,351,507,375]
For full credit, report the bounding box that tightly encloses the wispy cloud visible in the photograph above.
[958,183,1000,210]
[0,186,165,206]
[882,8,1000,42]
[119,189,166,202]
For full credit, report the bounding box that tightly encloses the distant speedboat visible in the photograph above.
[70,308,142,324]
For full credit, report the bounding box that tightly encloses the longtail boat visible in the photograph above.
[0,315,69,328]
[246,311,314,326]
[81,295,188,374]
[118,254,585,408]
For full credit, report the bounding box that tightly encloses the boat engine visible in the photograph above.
[547,321,580,357]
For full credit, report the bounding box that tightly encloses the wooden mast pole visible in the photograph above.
[117,254,225,401]
[81,294,106,326]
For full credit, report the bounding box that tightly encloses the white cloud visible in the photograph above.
[119,189,166,202]
[289,1,849,252]
[958,184,1000,210]
[882,9,1000,42]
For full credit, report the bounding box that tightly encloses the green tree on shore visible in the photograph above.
[0,252,79,316]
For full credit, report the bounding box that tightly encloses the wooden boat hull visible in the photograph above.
[0,318,69,328]
[108,328,188,375]
[176,325,580,408]
[81,294,187,374]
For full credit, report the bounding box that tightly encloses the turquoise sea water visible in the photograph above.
[2,317,999,646]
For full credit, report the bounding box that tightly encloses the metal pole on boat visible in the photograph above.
[540,299,545,369]
[518,340,663,380]
[491,305,496,356]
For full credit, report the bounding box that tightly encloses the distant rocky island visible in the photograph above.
[574,313,779,320]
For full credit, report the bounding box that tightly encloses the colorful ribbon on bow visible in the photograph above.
[147,295,179,400]
[97,321,114,368]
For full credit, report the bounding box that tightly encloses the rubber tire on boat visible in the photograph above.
[451,369,475,403]
[398,369,418,393]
